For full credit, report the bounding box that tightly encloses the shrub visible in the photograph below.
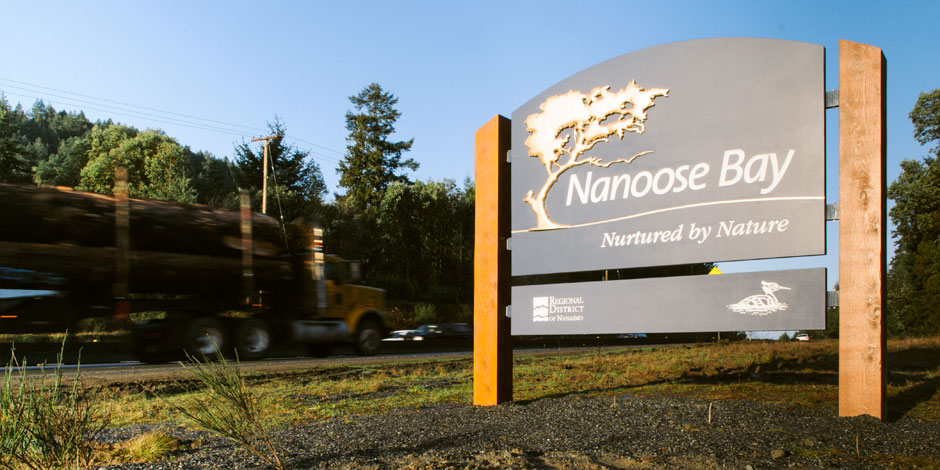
[413,303,438,325]
[0,341,108,470]
[384,306,415,331]
[165,351,283,470]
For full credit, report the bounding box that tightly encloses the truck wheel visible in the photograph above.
[182,317,227,358]
[355,319,383,356]
[234,319,271,361]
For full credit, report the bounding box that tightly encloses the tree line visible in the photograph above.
[0,83,473,305]
[3,84,939,335]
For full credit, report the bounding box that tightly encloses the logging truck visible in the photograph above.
[0,184,388,362]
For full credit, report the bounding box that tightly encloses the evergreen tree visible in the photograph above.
[338,83,417,209]
[233,119,327,223]
[0,95,30,184]
[887,88,940,336]
[34,134,92,187]
[187,148,238,208]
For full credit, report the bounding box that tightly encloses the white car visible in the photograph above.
[383,330,419,341]
[794,333,810,341]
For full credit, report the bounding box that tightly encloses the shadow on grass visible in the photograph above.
[519,341,940,422]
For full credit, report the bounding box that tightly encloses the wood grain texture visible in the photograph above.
[838,40,888,420]
[473,115,513,406]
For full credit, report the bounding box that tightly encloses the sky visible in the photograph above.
[3,0,940,296]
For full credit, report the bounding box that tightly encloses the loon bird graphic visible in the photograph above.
[728,281,790,315]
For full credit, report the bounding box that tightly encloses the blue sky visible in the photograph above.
[3,0,940,290]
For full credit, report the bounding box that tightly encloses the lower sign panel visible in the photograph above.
[511,268,826,335]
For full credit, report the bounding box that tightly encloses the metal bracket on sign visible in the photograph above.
[505,305,512,318]
[506,149,512,163]
[826,203,840,221]
[825,90,839,109]
[506,237,512,251]
[827,290,839,308]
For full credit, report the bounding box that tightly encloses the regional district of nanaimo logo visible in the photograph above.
[532,297,550,322]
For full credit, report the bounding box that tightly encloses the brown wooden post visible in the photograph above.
[473,115,512,405]
[113,167,130,319]
[239,190,255,298]
[838,40,887,420]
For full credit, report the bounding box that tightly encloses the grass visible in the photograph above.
[95,337,940,431]
[56,336,936,467]
[0,341,109,470]
[93,431,183,466]
[0,334,922,469]
[4,335,928,469]
[158,351,284,470]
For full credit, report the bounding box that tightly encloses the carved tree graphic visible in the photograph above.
[523,81,668,230]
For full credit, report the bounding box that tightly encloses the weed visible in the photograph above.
[413,303,438,324]
[95,431,182,465]
[0,340,108,470]
[163,350,283,470]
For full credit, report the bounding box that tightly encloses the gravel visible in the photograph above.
[101,394,940,469]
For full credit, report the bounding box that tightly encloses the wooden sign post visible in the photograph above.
[473,115,513,405]
[472,40,889,420]
[838,40,887,420]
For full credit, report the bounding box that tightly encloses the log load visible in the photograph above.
[0,184,284,258]
[0,184,295,299]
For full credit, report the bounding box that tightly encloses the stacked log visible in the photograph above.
[0,184,284,257]
[0,184,293,297]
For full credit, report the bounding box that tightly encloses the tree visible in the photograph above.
[338,83,417,209]
[0,95,30,184]
[78,127,196,203]
[910,89,940,155]
[34,134,92,187]
[233,119,327,240]
[887,88,940,336]
[375,179,474,301]
[522,81,668,230]
[187,148,238,208]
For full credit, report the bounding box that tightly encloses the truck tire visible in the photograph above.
[234,318,271,361]
[355,319,383,356]
[182,317,227,358]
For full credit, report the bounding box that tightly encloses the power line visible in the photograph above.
[0,77,262,133]
[284,134,345,156]
[3,88,343,165]
[0,80,348,165]
[0,90,257,138]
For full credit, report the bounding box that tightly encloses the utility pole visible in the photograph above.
[250,135,277,214]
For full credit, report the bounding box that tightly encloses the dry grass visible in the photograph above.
[516,337,940,421]
[98,337,940,433]
[77,337,940,467]
[93,431,183,465]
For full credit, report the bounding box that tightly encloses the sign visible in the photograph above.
[511,38,825,275]
[511,268,826,335]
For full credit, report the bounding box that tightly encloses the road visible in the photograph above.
[3,339,659,385]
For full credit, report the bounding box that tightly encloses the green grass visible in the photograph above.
[0,341,109,469]
[28,336,922,467]
[96,337,940,432]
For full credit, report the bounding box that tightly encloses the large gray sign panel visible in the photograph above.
[511,38,825,276]
[511,268,826,335]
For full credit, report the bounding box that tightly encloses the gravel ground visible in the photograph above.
[101,394,940,469]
